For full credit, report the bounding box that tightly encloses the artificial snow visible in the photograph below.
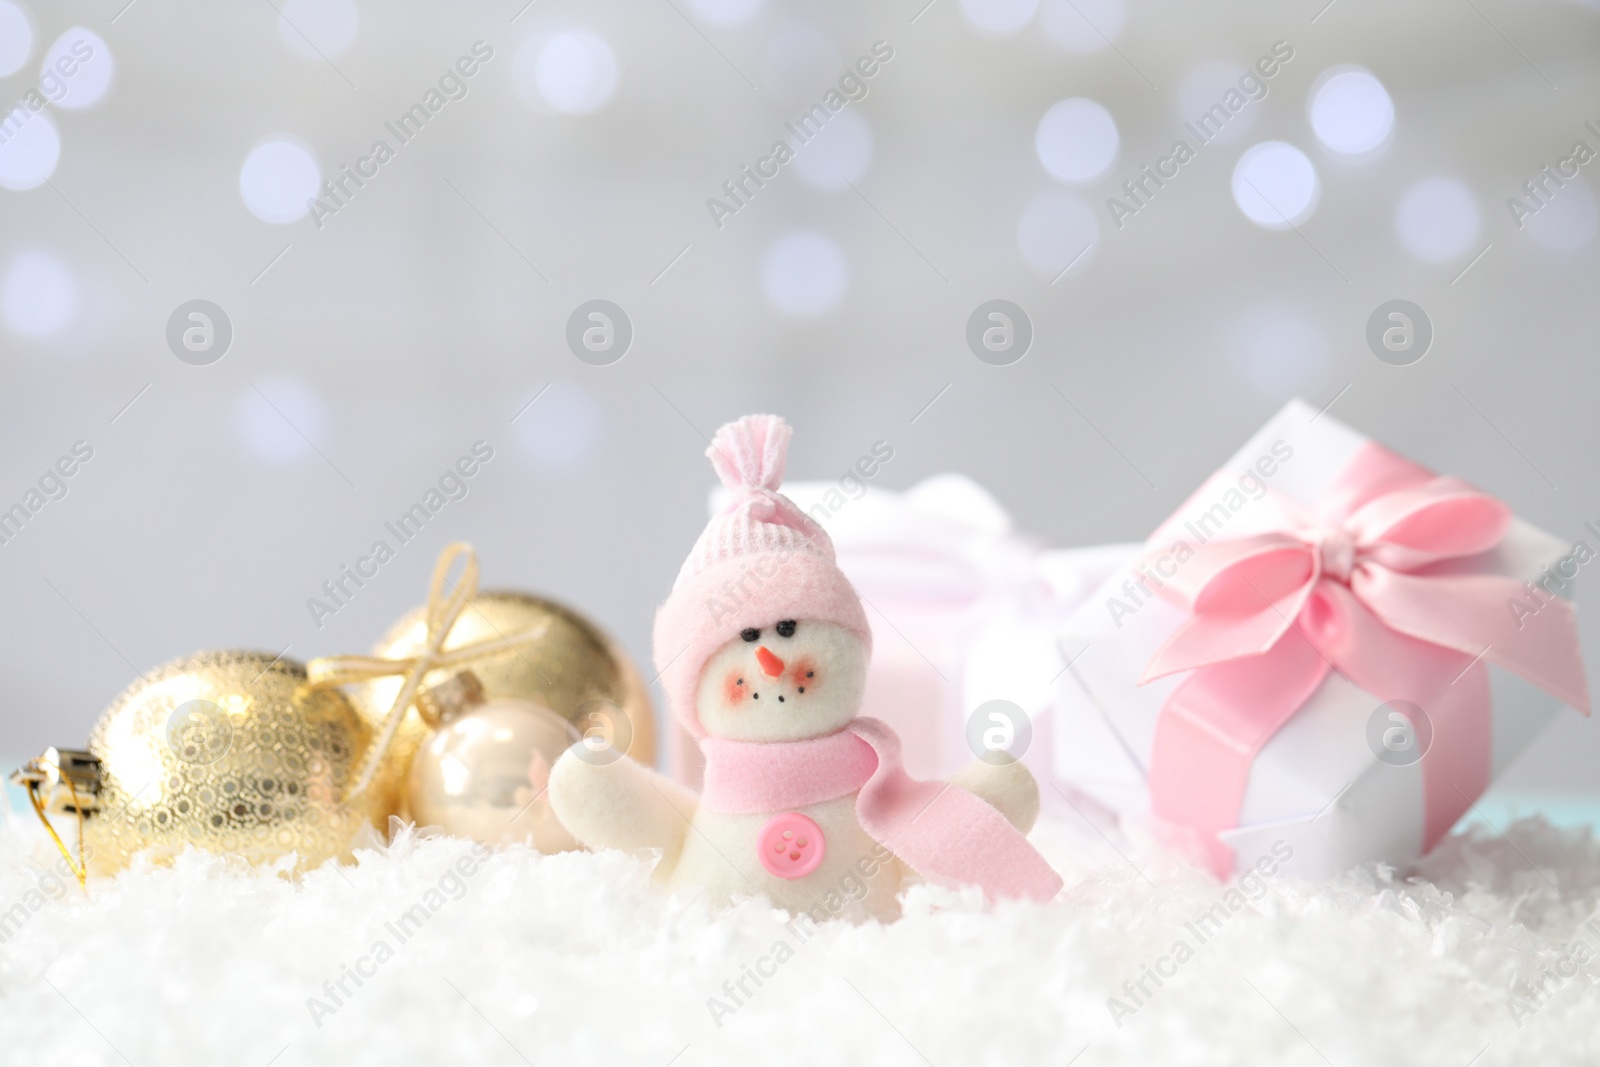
[1,809,1598,1065]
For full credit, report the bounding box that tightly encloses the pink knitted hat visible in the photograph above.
[653,414,872,737]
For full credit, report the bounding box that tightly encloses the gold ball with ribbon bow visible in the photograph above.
[12,650,395,880]
[307,543,654,843]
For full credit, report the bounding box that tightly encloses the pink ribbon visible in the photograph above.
[701,718,1063,903]
[1142,442,1590,876]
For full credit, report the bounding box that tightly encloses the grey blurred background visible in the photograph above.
[2,0,1598,821]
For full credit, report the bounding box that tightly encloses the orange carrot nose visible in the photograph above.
[756,646,785,678]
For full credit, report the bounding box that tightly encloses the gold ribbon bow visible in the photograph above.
[308,541,550,799]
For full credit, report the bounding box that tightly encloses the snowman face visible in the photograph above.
[694,620,867,742]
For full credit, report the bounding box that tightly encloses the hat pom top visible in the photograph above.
[708,414,791,494]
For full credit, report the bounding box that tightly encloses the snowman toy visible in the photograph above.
[549,414,1062,921]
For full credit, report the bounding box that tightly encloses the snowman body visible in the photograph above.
[670,795,903,922]
[664,617,903,916]
[547,412,1050,921]
[550,617,1033,921]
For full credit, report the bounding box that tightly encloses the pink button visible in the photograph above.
[757,812,826,880]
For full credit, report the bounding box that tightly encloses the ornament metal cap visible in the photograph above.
[10,748,103,815]
[10,747,102,887]
[414,670,488,727]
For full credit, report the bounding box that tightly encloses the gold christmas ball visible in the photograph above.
[408,697,582,850]
[83,650,395,877]
[352,591,655,810]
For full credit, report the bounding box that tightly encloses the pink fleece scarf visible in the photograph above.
[699,717,1063,903]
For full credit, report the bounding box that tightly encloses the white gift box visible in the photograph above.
[1052,399,1583,880]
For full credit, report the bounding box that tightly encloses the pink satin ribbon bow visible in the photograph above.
[1141,442,1590,876]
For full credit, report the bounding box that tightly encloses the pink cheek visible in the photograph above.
[791,661,816,692]
[723,672,747,707]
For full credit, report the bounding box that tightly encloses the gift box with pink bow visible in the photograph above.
[1054,399,1591,879]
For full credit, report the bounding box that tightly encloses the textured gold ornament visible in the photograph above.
[407,672,583,850]
[72,650,393,877]
[331,579,656,812]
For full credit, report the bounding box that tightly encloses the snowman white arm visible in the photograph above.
[948,758,1040,834]
[548,748,697,869]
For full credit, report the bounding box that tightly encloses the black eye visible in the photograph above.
[775,620,796,638]
[740,628,760,642]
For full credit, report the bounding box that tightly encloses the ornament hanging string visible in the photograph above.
[307,542,551,800]
[16,756,88,889]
